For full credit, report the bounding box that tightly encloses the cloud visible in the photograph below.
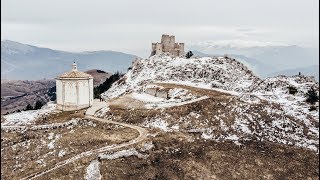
[1,0,318,57]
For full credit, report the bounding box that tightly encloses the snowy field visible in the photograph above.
[2,102,57,126]
[131,89,209,109]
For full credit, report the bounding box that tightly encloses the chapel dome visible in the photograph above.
[57,62,93,79]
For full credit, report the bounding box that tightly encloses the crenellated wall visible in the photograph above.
[151,34,184,57]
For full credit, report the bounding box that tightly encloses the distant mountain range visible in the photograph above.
[2,40,318,81]
[1,40,138,80]
[188,40,318,71]
[267,65,319,80]
[190,42,319,81]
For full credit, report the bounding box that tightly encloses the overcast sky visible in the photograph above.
[1,0,319,57]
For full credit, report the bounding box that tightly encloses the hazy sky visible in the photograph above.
[1,0,319,57]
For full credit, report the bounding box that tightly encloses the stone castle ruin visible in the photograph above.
[151,34,185,57]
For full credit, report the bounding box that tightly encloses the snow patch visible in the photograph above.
[140,142,154,152]
[84,160,102,180]
[2,102,56,126]
[47,134,61,150]
[132,92,165,103]
[143,118,169,131]
[98,148,147,160]
[58,150,66,157]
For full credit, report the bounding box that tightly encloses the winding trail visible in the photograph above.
[22,100,148,180]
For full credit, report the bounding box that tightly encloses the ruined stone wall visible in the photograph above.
[151,43,156,56]
[151,34,184,57]
[144,87,169,99]
[178,43,185,56]
[145,88,157,96]
[155,43,162,55]
[151,43,163,56]
[156,89,169,99]
[161,34,175,52]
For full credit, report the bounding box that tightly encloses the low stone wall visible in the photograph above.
[156,89,168,99]
[145,88,157,96]
[144,86,170,99]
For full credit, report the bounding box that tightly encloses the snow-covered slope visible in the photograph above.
[103,54,318,117]
[251,75,319,131]
[2,102,57,126]
[102,54,260,99]
[102,54,319,152]
[267,65,319,81]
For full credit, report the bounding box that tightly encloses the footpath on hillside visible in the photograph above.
[23,99,148,180]
[85,99,107,116]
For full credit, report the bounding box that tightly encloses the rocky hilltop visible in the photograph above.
[1,54,318,179]
[102,54,319,152]
[103,54,260,99]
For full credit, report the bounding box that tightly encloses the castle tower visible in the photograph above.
[151,34,185,57]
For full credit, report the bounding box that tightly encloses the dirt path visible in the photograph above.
[19,83,227,179]
[154,82,234,98]
[22,100,148,180]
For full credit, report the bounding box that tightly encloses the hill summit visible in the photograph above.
[102,54,319,152]
[103,54,260,99]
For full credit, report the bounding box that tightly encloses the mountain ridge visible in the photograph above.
[187,41,318,72]
[1,40,138,80]
[191,50,319,80]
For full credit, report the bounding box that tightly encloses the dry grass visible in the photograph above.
[39,156,93,180]
[1,119,139,179]
[108,94,145,110]
[94,83,319,179]
[34,109,86,125]
[98,132,319,180]
[2,83,318,179]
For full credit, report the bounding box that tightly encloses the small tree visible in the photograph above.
[94,88,101,99]
[26,104,33,111]
[186,51,193,59]
[97,70,106,73]
[309,106,317,111]
[34,100,44,110]
[47,86,56,101]
[306,87,319,104]
[93,72,122,98]
[288,86,298,95]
